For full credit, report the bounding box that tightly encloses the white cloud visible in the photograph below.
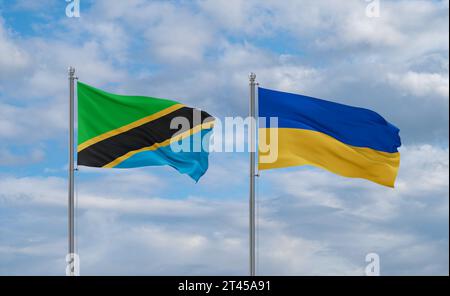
[144,11,214,63]
[0,22,128,144]
[387,71,449,99]
[0,102,66,142]
[87,0,216,63]
[264,145,449,221]
[198,0,273,34]
[0,18,29,80]
[0,145,448,275]
[20,39,127,99]
[255,145,448,275]
[264,0,449,53]
[0,147,44,166]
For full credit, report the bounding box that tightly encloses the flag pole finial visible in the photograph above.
[68,66,75,76]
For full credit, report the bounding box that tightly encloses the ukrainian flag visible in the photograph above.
[258,88,401,187]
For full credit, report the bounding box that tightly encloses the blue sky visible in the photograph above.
[0,0,448,275]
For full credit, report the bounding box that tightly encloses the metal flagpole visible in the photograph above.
[68,66,76,276]
[249,73,257,276]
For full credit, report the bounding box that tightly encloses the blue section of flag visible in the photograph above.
[258,87,401,153]
[114,129,213,182]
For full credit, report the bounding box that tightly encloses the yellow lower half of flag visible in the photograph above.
[258,128,400,187]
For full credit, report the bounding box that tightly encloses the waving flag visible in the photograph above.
[258,88,401,187]
[77,82,214,181]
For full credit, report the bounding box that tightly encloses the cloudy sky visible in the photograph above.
[0,0,448,275]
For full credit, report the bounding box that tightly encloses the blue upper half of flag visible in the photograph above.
[258,87,401,153]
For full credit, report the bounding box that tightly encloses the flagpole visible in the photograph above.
[249,73,257,276]
[68,66,76,276]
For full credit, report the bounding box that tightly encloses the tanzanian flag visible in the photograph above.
[77,82,215,181]
[258,88,401,187]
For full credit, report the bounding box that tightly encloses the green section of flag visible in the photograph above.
[77,81,179,144]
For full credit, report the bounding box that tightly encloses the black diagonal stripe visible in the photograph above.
[78,107,214,167]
